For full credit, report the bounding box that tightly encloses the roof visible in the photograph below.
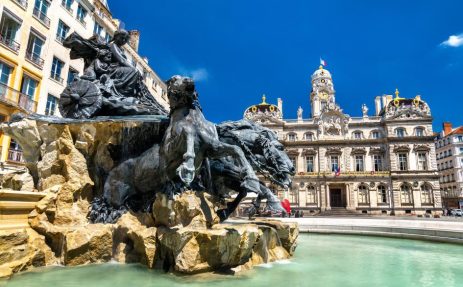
[448,126,463,136]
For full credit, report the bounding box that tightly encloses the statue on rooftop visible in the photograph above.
[59,30,168,119]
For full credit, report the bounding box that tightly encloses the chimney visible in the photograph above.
[381,95,387,108]
[128,30,140,52]
[277,98,283,119]
[385,95,393,106]
[375,96,382,115]
[443,122,453,136]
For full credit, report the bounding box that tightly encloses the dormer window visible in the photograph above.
[371,131,380,139]
[304,132,314,141]
[415,127,424,137]
[353,131,362,139]
[287,133,296,142]
[396,128,405,138]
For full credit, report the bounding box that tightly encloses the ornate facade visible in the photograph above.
[244,66,442,216]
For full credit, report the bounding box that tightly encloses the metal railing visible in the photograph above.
[0,34,20,52]
[33,7,50,27]
[12,0,28,9]
[7,149,24,163]
[0,82,37,113]
[296,171,391,177]
[50,73,64,83]
[56,34,66,43]
[61,0,73,13]
[25,51,45,69]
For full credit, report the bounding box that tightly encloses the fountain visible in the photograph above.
[0,31,298,279]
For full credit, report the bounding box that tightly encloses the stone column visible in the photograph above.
[325,184,331,210]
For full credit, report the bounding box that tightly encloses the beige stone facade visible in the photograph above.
[244,66,442,216]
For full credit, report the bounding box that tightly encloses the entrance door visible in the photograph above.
[330,189,343,207]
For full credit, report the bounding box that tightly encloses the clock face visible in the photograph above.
[321,79,326,83]
[320,92,329,100]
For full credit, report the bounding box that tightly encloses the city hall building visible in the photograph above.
[244,65,442,216]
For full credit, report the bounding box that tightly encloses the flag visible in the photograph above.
[320,58,327,67]
[334,166,341,177]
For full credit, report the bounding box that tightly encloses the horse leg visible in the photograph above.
[258,184,285,213]
[175,129,196,187]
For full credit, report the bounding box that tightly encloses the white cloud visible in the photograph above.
[441,34,463,47]
[190,68,209,82]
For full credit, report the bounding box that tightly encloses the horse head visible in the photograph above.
[165,75,199,111]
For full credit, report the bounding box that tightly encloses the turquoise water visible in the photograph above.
[3,234,463,287]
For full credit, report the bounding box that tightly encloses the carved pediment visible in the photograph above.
[393,144,410,152]
[413,144,430,152]
[384,99,431,120]
[286,149,299,156]
[369,147,385,154]
[326,147,342,155]
[351,147,366,155]
[302,148,317,155]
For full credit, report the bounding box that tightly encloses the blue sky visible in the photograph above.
[111,0,462,131]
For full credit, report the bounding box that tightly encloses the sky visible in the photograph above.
[110,0,463,131]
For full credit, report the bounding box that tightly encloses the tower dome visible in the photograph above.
[243,94,282,122]
[311,65,332,82]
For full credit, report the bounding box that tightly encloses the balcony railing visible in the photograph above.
[77,17,86,27]
[0,34,20,53]
[25,51,44,69]
[33,8,50,27]
[50,73,64,84]
[61,1,74,13]
[56,34,66,43]
[12,0,28,9]
[7,149,24,163]
[0,82,37,113]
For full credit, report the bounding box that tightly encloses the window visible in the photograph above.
[290,157,296,170]
[289,189,298,204]
[50,57,64,83]
[358,185,369,204]
[373,155,383,171]
[0,12,21,51]
[45,94,57,115]
[304,133,313,141]
[377,185,387,203]
[355,155,364,172]
[396,128,405,138]
[0,62,12,85]
[420,185,433,204]
[306,186,316,204]
[417,152,428,171]
[306,156,314,172]
[371,131,380,139]
[415,128,424,137]
[56,20,69,43]
[93,22,103,37]
[353,131,362,139]
[104,32,111,43]
[400,185,413,204]
[33,0,50,25]
[76,4,87,24]
[458,136,463,142]
[460,147,463,155]
[61,0,73,11]
[67,67,77,85]
[287,133,296,142]
[26,32,44,65]
[21,75,38,100]
[330,156,339,172]
[398,153,408,171]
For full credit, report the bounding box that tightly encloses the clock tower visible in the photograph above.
[310,65,336,117]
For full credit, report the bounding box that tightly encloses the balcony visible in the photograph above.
[7,149,24,163]
[56,34,66,44]
[0,82,37,113]
[25,51,44,69]
[33,8,50,27]
[11,0,27,9]
[61,1,74,14]
[0,34,20,53]
[50,73,64,84]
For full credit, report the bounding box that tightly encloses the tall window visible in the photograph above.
[0,62,12,85]
[458,136,463,142]
[420,185,433,204]
[398,153,408,171]
[93,22,103,37]
[290,157,296,171]
[306,186,316,204]
[377,185,387,204]
[306,156,314,172]
[396,128,405,138]
[50,57,64,82]
[289,189,298,204]
[56,20,69,42]
[20,75,38,100]
[45,94,57,115]
[373,155,383,171]
[26,32,44,61]
[76,4,87,23]
[61,0,73,11]
[417,152,428,171]
[415,128,424,137]
[400,185,413,204]
[358,185,369,204]
[330,156,339,172]
[34,0,50,17]
[355,155,364,171]
[0,12,21,50]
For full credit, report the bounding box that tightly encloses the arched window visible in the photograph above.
[400,184,413,204]
[304,132,314,141]
[421,184,433,204]
[395,128,406,138]
[358,185,369,204]
[377,185,387,204]
[306,186,317,204]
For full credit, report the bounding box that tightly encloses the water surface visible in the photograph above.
[3,234,463,287]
